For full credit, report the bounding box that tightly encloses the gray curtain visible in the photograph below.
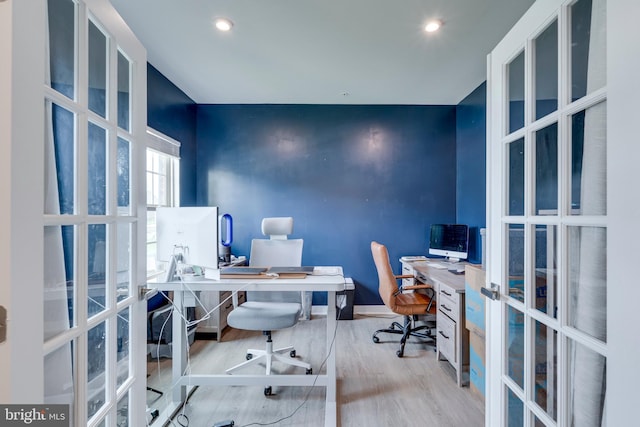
[43,1,74,420]
[570,0,607,425]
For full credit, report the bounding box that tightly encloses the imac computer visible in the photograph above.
[428,224,469,263]
[156,206,219,280]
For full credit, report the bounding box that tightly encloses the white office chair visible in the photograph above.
[225,217,312,396]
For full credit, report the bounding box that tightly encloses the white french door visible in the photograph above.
[42,0,147,425]
[487,0,640,425]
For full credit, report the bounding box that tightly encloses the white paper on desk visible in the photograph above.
[427,262,448,269]
[313,266,341,275]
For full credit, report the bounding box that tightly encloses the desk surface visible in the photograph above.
[150,266,345,293]
[408,261,468,292]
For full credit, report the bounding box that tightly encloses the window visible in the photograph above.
[146,129,180,276]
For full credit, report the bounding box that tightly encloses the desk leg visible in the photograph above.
[325,290,338,427]
[172,291,187,403]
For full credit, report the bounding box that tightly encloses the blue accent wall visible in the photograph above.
[147,64,489,305]
[147,64,198,205]
[196,105,457,305]
[456,82,487,264]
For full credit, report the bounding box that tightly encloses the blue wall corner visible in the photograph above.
[147,64,198,206]
[147,64,489,306]
[456,82,487,264]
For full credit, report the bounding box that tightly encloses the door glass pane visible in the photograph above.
[568,339,606,426]
[44,225,75,340]
[507,224,525,302]
[570,102,607,216]
[48,0,75,99]
[534,320,557,421]
[507,386,524,426]
[49,104,75,215]
[508,138,525,216]
[117,307,130,388]
[147,210,157,274]
[568,226,606,342]
[117,223,131,302]
[44,341,75,420]
[87,321,106,420]
[88,20,107,118]
[117,137,131,214]
[508,51,525,134]
[507,305,525,388]
[117,51,131,131]
[535,20,558,120]
[88,224,107,317]
[571,0,607,102]
[88,123,107,215]
[535,123,558,215]
[534,225,557,319]
[117,392,129,426]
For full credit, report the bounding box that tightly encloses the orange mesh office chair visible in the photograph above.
[371,241,437,357]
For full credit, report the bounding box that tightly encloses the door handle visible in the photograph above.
[481,283,500,301]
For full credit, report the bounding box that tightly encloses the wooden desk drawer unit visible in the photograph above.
[401,263,416,288]
[406,260,470,387]
[437,311,456,363]
[435,281,469,386]
[438,284,460,321]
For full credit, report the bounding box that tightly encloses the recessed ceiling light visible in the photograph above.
[215,17,233,32]
[425,19,442,33]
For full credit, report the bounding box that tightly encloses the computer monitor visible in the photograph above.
[428,224,469,262]
[156,206,219,279]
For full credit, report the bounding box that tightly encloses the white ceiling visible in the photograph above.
[110,0,534,105]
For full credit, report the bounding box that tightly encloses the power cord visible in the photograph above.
[239,304,344,427]
[149,274,345,427]
[147,279,254,427]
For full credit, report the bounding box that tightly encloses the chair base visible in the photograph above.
[372,315,436,357]
[226,331,311,376]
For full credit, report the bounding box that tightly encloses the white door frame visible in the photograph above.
[487,0,640,425]
[0,1,148,425]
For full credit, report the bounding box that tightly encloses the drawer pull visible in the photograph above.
[441,290,452,297]
[225,303,233,310]
[438,331,450,340]
[441,304,452,312]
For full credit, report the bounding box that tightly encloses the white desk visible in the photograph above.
[149,267,346,427]
[401,260,470,387]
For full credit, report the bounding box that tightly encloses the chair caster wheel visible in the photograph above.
[306,368,313,375]
[396,350,404,357]
[264,386,272,396]
[246,353,253,360]
[372,336,380,343]
[289,350,296,358]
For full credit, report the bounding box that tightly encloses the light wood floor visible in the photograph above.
[147,314,484,427]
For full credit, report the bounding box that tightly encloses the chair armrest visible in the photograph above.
[394,274,415,280]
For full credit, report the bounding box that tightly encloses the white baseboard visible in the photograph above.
[309,305,393,316]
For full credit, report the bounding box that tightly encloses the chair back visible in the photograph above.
[249,239,303,267]
[248,217,303,303]
[371,241,400,312]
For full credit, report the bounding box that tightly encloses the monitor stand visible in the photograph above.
[163,255,179,282]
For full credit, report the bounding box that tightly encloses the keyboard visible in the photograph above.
[427,262,450,269]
